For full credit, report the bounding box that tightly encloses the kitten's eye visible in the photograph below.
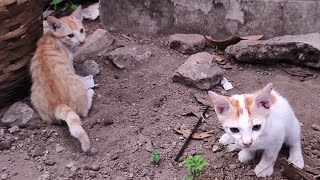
[230,127,239,133]
[252,125,261,131]
[80,28,84,33]
[67,34,74,38]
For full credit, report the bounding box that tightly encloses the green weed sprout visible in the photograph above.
[151,149,160,164]
[183,155,209,180]
[50,0,78,10]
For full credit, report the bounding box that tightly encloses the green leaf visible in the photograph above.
[151,149,161,164]
[182,155,209,177]
[71,4,78,11]
[184,176,193,180]
[51,0,63,5]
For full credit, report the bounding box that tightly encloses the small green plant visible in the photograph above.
[150,149,161,164]
[182,155,209,180]
[50,0,78,10]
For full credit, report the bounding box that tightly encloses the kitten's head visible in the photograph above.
[47,6,86,47]
[208,83,276,149]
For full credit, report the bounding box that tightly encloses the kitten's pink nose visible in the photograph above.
[243,142,252,147]
[80,41,85,45]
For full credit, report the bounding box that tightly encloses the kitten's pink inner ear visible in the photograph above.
[208,91,230,115]
[255,83,273,109]
[72,5,83,20]
[47,16,62,31]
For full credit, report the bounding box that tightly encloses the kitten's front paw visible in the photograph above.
[219,133,234,145]
[288,155,304,169]
[238,149,254,163]
[254,163,274,177]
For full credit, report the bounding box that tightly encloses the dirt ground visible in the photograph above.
[0,19,320,180]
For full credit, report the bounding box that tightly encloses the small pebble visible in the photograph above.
[228,164,238,169]
[66,162,74,169]
[1,173,8,180]
[8,126,19,134]
[55,144,65,153]
[89,164,100,171]
[312,124,320,131]
[44,160,56,166]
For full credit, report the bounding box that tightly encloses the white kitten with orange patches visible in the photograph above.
[208,83,304,177]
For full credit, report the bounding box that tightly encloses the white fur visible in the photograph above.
[209,85,304,177]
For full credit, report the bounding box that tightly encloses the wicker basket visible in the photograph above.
[0,0,43,108]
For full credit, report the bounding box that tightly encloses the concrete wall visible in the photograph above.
[100,0,320,38]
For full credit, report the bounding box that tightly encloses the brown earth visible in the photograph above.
[0,19,319,180]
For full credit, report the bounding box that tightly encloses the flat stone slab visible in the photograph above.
[74,29,115,63]
[225,33,320,69]
[172,52,224,90]
[169,34,206,55]
[1,102,34,127]
[105,46,152,69]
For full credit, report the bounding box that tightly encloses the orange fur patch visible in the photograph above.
[70,118,80,126]
[229,98,243,118]
[271,95,277,104]
[244,96,254,116]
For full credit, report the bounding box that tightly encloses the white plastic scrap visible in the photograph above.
[82,3,100,20]
[81,75,96,89]
[220,77,233,91]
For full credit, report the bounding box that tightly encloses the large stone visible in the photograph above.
[169,34,206,54]
[225,33,320,69]
[75,60,100,77]
[74,29,115,62]
[1,102,34,127]
[105,46,152,69]
[172,52,224,90]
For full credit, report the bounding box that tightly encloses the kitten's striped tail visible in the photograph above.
[55,104,90,152]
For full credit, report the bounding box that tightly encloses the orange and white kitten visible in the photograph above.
[208,83,304,177]
[30,6,94,152]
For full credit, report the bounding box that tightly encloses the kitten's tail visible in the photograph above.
[55,104,90,152]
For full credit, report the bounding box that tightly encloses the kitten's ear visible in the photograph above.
[208,91,230,115]
[47,16,62,32]
[254,83,273,109]
[72,5,83,21]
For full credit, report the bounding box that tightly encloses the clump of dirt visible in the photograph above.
[0,19,319,180]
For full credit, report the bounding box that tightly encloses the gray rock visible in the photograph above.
[169,34,206,54]
[8,126,19,134]
[0,140,12,151]
[225,33,320,69]
[74,29,115,63]
[0,129,4,138]
[39,171,50,180]
[1,102,34,127]
[115,176,126,180]
[312,124,320,131]
[85,163,100,171]
[1,173,8,180]
[44,160,56,166]
[105,46,152,68]
[75,60,100,77]
[172,52,224,90]
[66,162,74,169]
[55,144,65,153]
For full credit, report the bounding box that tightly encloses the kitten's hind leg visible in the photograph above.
[287,121,304,169]
[288,142,304,169]
[219,133,234,145]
